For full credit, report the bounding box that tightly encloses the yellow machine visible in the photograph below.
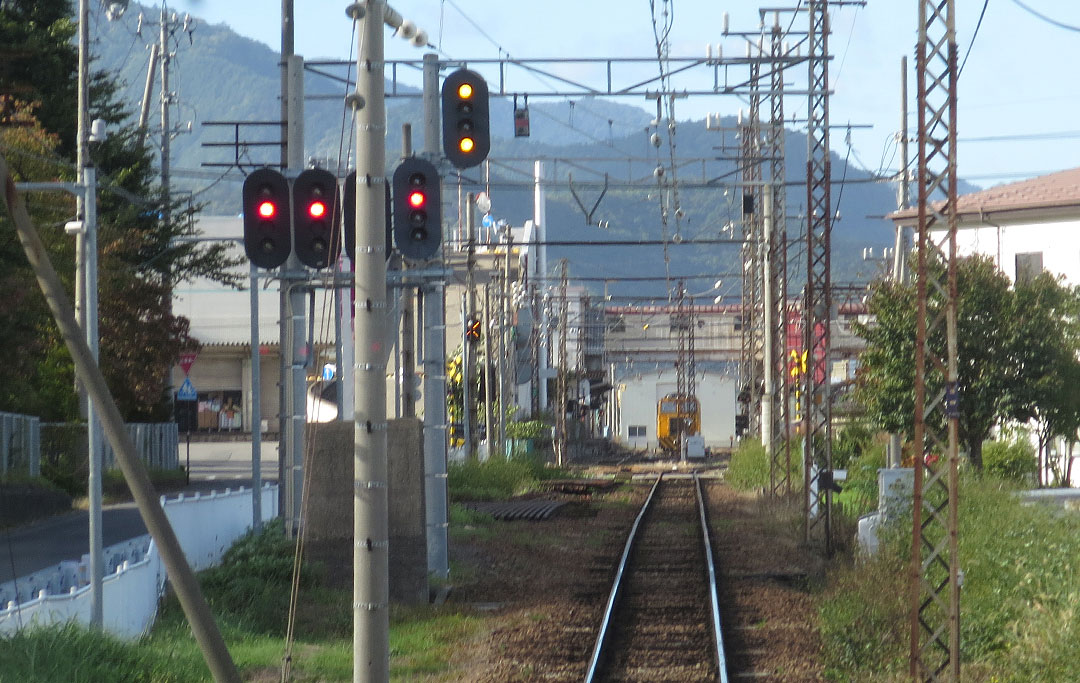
[656,393,701,453]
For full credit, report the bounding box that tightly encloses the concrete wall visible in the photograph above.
[304,419,429,604]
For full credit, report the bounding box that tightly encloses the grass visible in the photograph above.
[820,473,1080,681]
[447,453,570,501]
[0,521,487,682]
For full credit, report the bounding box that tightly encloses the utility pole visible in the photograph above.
[464,193,477,458]
[910,1,961,679]
[419,51,449,579]
[766,12,792,497]
[483,284,494,456]
[888,56,911,469]
[803,0,835,554]
[283,55,306,535]
[349,0,390,678]
[159,5,171,231]
[555,261,568,466]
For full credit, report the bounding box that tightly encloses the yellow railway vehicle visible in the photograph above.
[656,393,701,453]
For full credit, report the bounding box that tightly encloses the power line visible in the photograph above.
[1010,0,1080,32]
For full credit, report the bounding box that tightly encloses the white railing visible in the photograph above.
[0,484,278,639]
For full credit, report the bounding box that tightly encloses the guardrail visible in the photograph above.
[0,483,278,639]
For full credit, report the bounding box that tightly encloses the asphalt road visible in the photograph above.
[0,440,279,585]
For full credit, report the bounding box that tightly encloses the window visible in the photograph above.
[629,425,647,437]
[1015,252,1043,285]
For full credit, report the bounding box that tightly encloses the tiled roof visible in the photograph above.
[890,167,1080,223]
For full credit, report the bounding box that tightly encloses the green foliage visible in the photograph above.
[447,454,567,501]
[178,520,318,636]
[983,437,1037,485]
[505,419,550,440]
[835,444,885,519]
[725,438,769,491]
[0,622,206,683]
[854,256,1080,470]
[831,421,875,470]
[821,475,1080,680]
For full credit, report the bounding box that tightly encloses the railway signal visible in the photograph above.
[442,68,490,169]
[465,316,482,344]
[242,168,291,269]
[391,157,441,260]
[292,168,340,269]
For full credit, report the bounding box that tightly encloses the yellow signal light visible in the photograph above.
[459,136,475,153]
[457,82,473,99]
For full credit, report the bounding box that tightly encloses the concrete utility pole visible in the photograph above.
[534,162,549,412]
[348,0,391,678]
[419,51,449,579]
[159,5,171,231]
[887,56,910,470]
[74,0,106,631]
[464,193,477,458]
[283,55,307,535]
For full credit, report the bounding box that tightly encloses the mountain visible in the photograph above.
[89,3,913,298]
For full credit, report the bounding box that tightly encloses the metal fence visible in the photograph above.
[0,412,41,477]
[40,422,180,475]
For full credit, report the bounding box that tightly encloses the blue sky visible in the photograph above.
[170,0,1080,189]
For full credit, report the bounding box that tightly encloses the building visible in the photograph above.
[891,167,1080,485]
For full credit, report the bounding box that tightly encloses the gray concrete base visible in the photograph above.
[305,419,429,604]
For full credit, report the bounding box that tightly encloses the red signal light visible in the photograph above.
[308,200,327,219]
[408,190,426,209]
[257,200,277,219]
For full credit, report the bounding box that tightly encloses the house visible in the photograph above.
[890,167,1080,485]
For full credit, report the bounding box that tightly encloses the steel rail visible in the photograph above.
[695,474,729,683]
[584,474,727,682]
[584,474,663,682]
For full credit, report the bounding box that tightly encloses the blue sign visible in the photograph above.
[177,377,197,401]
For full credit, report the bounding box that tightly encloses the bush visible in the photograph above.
[193,520,318,635]
[725,438,769,491]
[983,437,1037,485]
[447,455,567,501]
[835,444,885,519]
[832,421,875,470]
[505,420,550,440]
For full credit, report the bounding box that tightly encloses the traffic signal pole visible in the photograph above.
[284,54,307,536]
[348,1,391,679]
[421,51,450,579]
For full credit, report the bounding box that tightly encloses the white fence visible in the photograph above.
[0,412,40,477]
[0,483,278,639]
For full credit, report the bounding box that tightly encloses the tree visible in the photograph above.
[1009,273,1080,485]
[853,255,1052,470]
[1,0,243,421]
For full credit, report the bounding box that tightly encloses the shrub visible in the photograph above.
[832,420,875,470]
[983,437,1037,485]
[505,420,550,440]
[725,438,769,491]
[447,455,568,501]
[835,444,885,519]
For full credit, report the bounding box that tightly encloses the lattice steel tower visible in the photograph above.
[910,0,961,679]
[802,0,834,552]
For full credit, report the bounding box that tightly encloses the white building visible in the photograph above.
[892,167,1080,485]
[615,369,737,451]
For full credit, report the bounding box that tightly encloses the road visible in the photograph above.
[0,440,279,585]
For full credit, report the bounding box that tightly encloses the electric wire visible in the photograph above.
[960,0,992,76]
[280,14,361,682]
[1009,0,1080,32]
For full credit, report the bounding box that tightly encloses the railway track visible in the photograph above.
[585,473,726,682]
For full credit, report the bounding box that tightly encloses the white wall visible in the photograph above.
[954,218,1080,285]
[0,485,279,639]
[616,370,736,450]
